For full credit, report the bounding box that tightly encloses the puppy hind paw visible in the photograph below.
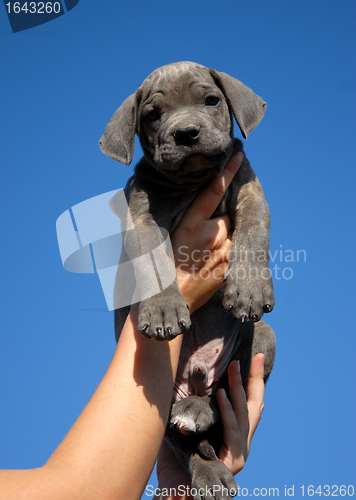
[170,396,217,435]
[191,460,237,500]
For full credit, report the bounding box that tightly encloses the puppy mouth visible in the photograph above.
[153,141,233,185]
[181,153,206,172]
[160,149,224,171]
[159,152,226,185]
[160,149,202,170]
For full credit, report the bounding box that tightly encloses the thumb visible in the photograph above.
[184,152,244,222]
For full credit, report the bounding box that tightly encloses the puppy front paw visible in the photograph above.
[223,263,274,322]
[137,283,191,340]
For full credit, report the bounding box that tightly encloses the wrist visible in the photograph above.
[176,270,222,314]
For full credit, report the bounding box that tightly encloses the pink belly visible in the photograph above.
[173,335,237,402]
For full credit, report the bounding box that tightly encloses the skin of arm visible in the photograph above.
[0,311,183,500]
[0,153,243,500]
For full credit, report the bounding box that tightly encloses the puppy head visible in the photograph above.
[99,62,266,184]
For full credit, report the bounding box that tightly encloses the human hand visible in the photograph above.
[171,152,243,313]
[154,353,265,499]
[216,353,265,475]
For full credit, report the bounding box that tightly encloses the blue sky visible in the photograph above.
[0,0,355,497]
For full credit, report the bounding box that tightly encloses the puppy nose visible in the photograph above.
[174,125,200,147]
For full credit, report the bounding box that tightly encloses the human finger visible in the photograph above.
[184,152,243,223]
[156,440,191,493]
[227,360,249,446]
[216,386,245,474]
[246,353,265,451]
[217,387,240,436]
[215,214,233,241]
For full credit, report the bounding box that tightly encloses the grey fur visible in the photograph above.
[100,62,276,500]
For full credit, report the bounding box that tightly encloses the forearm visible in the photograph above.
[46,306,182,499]
[0,308,182,500]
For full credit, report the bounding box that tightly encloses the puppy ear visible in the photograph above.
[210,69,266,139]
[99,91,140,165]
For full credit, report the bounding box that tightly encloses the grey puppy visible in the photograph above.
[100,62,276,500]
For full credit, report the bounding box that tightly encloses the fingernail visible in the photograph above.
[226,152,243,175]
[220,388,227,399]
[233,152,244,164]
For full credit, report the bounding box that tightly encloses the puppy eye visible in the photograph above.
[144,109,160,122]
[205,96,220,106]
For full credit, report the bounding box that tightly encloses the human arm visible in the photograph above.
[0,311,183,500]
[0,153,243,500]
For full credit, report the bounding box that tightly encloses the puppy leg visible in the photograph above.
[165,430,237,500]
[189,448,237,500]
[231,320,276,393]
[223,154,275,323]
[122,215,191,340]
